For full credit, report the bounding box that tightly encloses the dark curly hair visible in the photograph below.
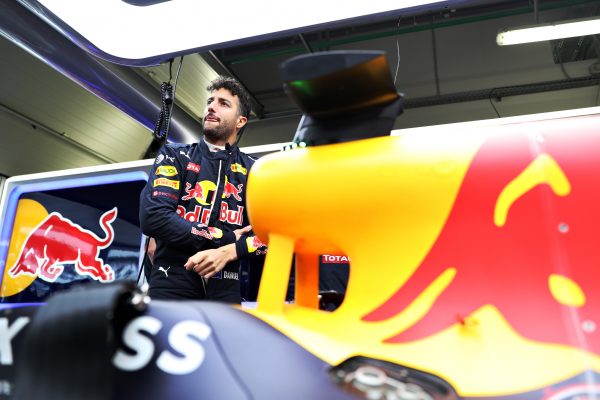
[206,76,252,118]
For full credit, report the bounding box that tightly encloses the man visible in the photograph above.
[139,76,267,303]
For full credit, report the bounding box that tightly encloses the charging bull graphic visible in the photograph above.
[8,208,117,283]
[241,113,600,397]
[223,177,243,201]
[363,127,600,355]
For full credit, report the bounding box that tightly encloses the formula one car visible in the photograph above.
[1,50,600,400]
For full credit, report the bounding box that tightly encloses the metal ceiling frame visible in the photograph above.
[0,1,203,145]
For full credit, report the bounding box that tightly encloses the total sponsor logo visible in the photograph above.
[321,254,350,264]
[8,208,117,283]
[153,178,180,190]
[230,163,247,175]
[155,165,178,177]
[186,162,200,173]
[177,203,244,226]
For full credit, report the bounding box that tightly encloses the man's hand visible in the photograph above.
[233,225,252,241]
[184,243,237,278]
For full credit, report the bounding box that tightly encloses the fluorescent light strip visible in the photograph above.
[35,0,447,59]
[497,16,600,46]
[392,106,600,136]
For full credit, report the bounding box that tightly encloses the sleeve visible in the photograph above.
[139,146,236,251]
[235,233,268,260]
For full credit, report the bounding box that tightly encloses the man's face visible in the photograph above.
[203,88,244,143]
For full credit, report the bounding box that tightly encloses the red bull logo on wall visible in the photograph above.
[8,207,117,283]
[1,175,147,301]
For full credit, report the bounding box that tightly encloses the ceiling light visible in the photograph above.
[28,0,447,61]
[497,16,600,46]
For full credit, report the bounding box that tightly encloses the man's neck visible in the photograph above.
[204,136,233,152]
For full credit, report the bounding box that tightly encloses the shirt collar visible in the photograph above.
[203,136,226,153]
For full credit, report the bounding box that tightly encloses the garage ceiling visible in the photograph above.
[0,0,599,177]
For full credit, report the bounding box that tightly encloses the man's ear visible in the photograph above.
[236,115,248,130]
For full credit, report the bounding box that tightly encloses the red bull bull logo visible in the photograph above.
[245,235,265,253]
[182,182,205,201]
[362,128,600,356]
[181,181,217,205]
[222,177,243,202]
[8,208,117,283]
[243,112,600,397]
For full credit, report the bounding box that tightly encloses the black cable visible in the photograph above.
[152,81,174,142]
[488,88,501,118]
[144,56,184,159]
[553,43,573,80]
[394,15,402,87]
[164,56,184,140]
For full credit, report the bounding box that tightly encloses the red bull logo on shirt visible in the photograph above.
[8,208,117,283]
[177,203,244,226]
[222,177,243,202]
[246,235,266,253]
[181,180,217,205]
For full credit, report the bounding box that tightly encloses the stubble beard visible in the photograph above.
[203,120,235,144]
